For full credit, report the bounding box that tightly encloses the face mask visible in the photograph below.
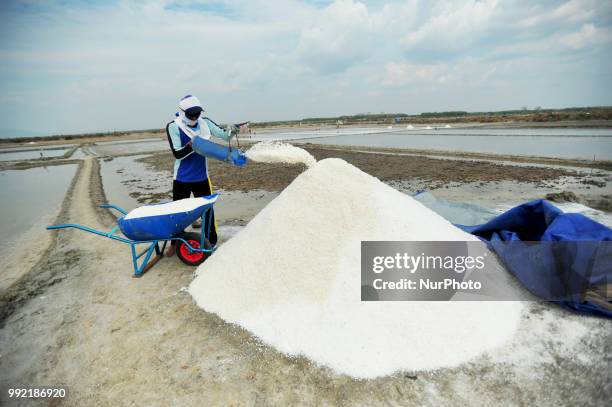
[182,115,198,127]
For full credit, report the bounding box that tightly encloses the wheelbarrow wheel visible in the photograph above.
[176,232,209,266]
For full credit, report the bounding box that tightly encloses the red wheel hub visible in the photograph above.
[180,239,204,263]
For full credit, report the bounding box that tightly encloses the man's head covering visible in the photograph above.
[178,94,203,126]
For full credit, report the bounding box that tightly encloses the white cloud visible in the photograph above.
[382,62,449,86]
[560,23,612,50]
[521,0,596,27]
[381,59,502,89]
[401,0,499,54]
[295,0,376,74]
[552,0,596,23]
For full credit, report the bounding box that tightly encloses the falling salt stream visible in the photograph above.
[244,141,317,167]
[189,144,524,378]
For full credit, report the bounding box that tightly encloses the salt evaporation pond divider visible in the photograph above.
[0,148,70,161]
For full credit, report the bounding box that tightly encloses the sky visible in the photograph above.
[0,0,611,136]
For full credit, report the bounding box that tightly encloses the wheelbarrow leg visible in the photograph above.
[154,241,165,256]
[157,240,168,256]
[131,242,160,278]
[204,208,213,248]
[141,254,163,275]
[130,244,139,276]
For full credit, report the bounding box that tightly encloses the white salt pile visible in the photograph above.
[245,141,317,167]
[123,196,217,219]
[189,158,523,378]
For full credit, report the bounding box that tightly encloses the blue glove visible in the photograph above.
[230,149,247,167]
[191,136,230,161]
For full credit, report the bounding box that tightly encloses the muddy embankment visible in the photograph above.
[0,158,114,323]
[139,145,611,211]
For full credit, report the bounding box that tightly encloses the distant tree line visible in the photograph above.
[0,128,164,144]
[253,106,612,127]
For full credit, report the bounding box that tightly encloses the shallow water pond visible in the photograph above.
[0,164,77,259]
[293,132,612,160]
[253,127,612,160]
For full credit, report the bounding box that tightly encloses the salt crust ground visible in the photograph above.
[189,158,523,379]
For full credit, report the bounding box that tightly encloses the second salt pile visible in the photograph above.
[189,158,523,378]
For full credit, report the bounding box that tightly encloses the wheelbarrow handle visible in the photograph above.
[46,223,134,244]
[99,204,128,215]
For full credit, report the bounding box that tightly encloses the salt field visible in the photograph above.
[17,126,607,161]
[0,148,69,161]
[0,127,610,405]
[296,134,611,160]
[99,155,171,212]
[91,139,168,156]
[284,129,612,160]
[0,164,77,291]
[99,153,278,224]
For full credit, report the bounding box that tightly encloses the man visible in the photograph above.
[164,94,239,257]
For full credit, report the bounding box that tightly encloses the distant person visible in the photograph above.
[164,94,233,257]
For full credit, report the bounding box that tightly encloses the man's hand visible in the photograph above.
[230,149,247,167]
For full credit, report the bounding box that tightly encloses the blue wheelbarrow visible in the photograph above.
[47,194,219,277]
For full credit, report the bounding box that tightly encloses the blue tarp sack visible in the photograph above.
[118,195,218,241]
[192,136,247,167]
[459,199,612,318]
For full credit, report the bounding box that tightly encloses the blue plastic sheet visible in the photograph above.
[413,191,498,225]
[459,199,612,318]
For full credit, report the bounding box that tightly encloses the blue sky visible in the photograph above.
[0,0,611,135]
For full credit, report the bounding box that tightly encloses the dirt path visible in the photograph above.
[1,156,610,406]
